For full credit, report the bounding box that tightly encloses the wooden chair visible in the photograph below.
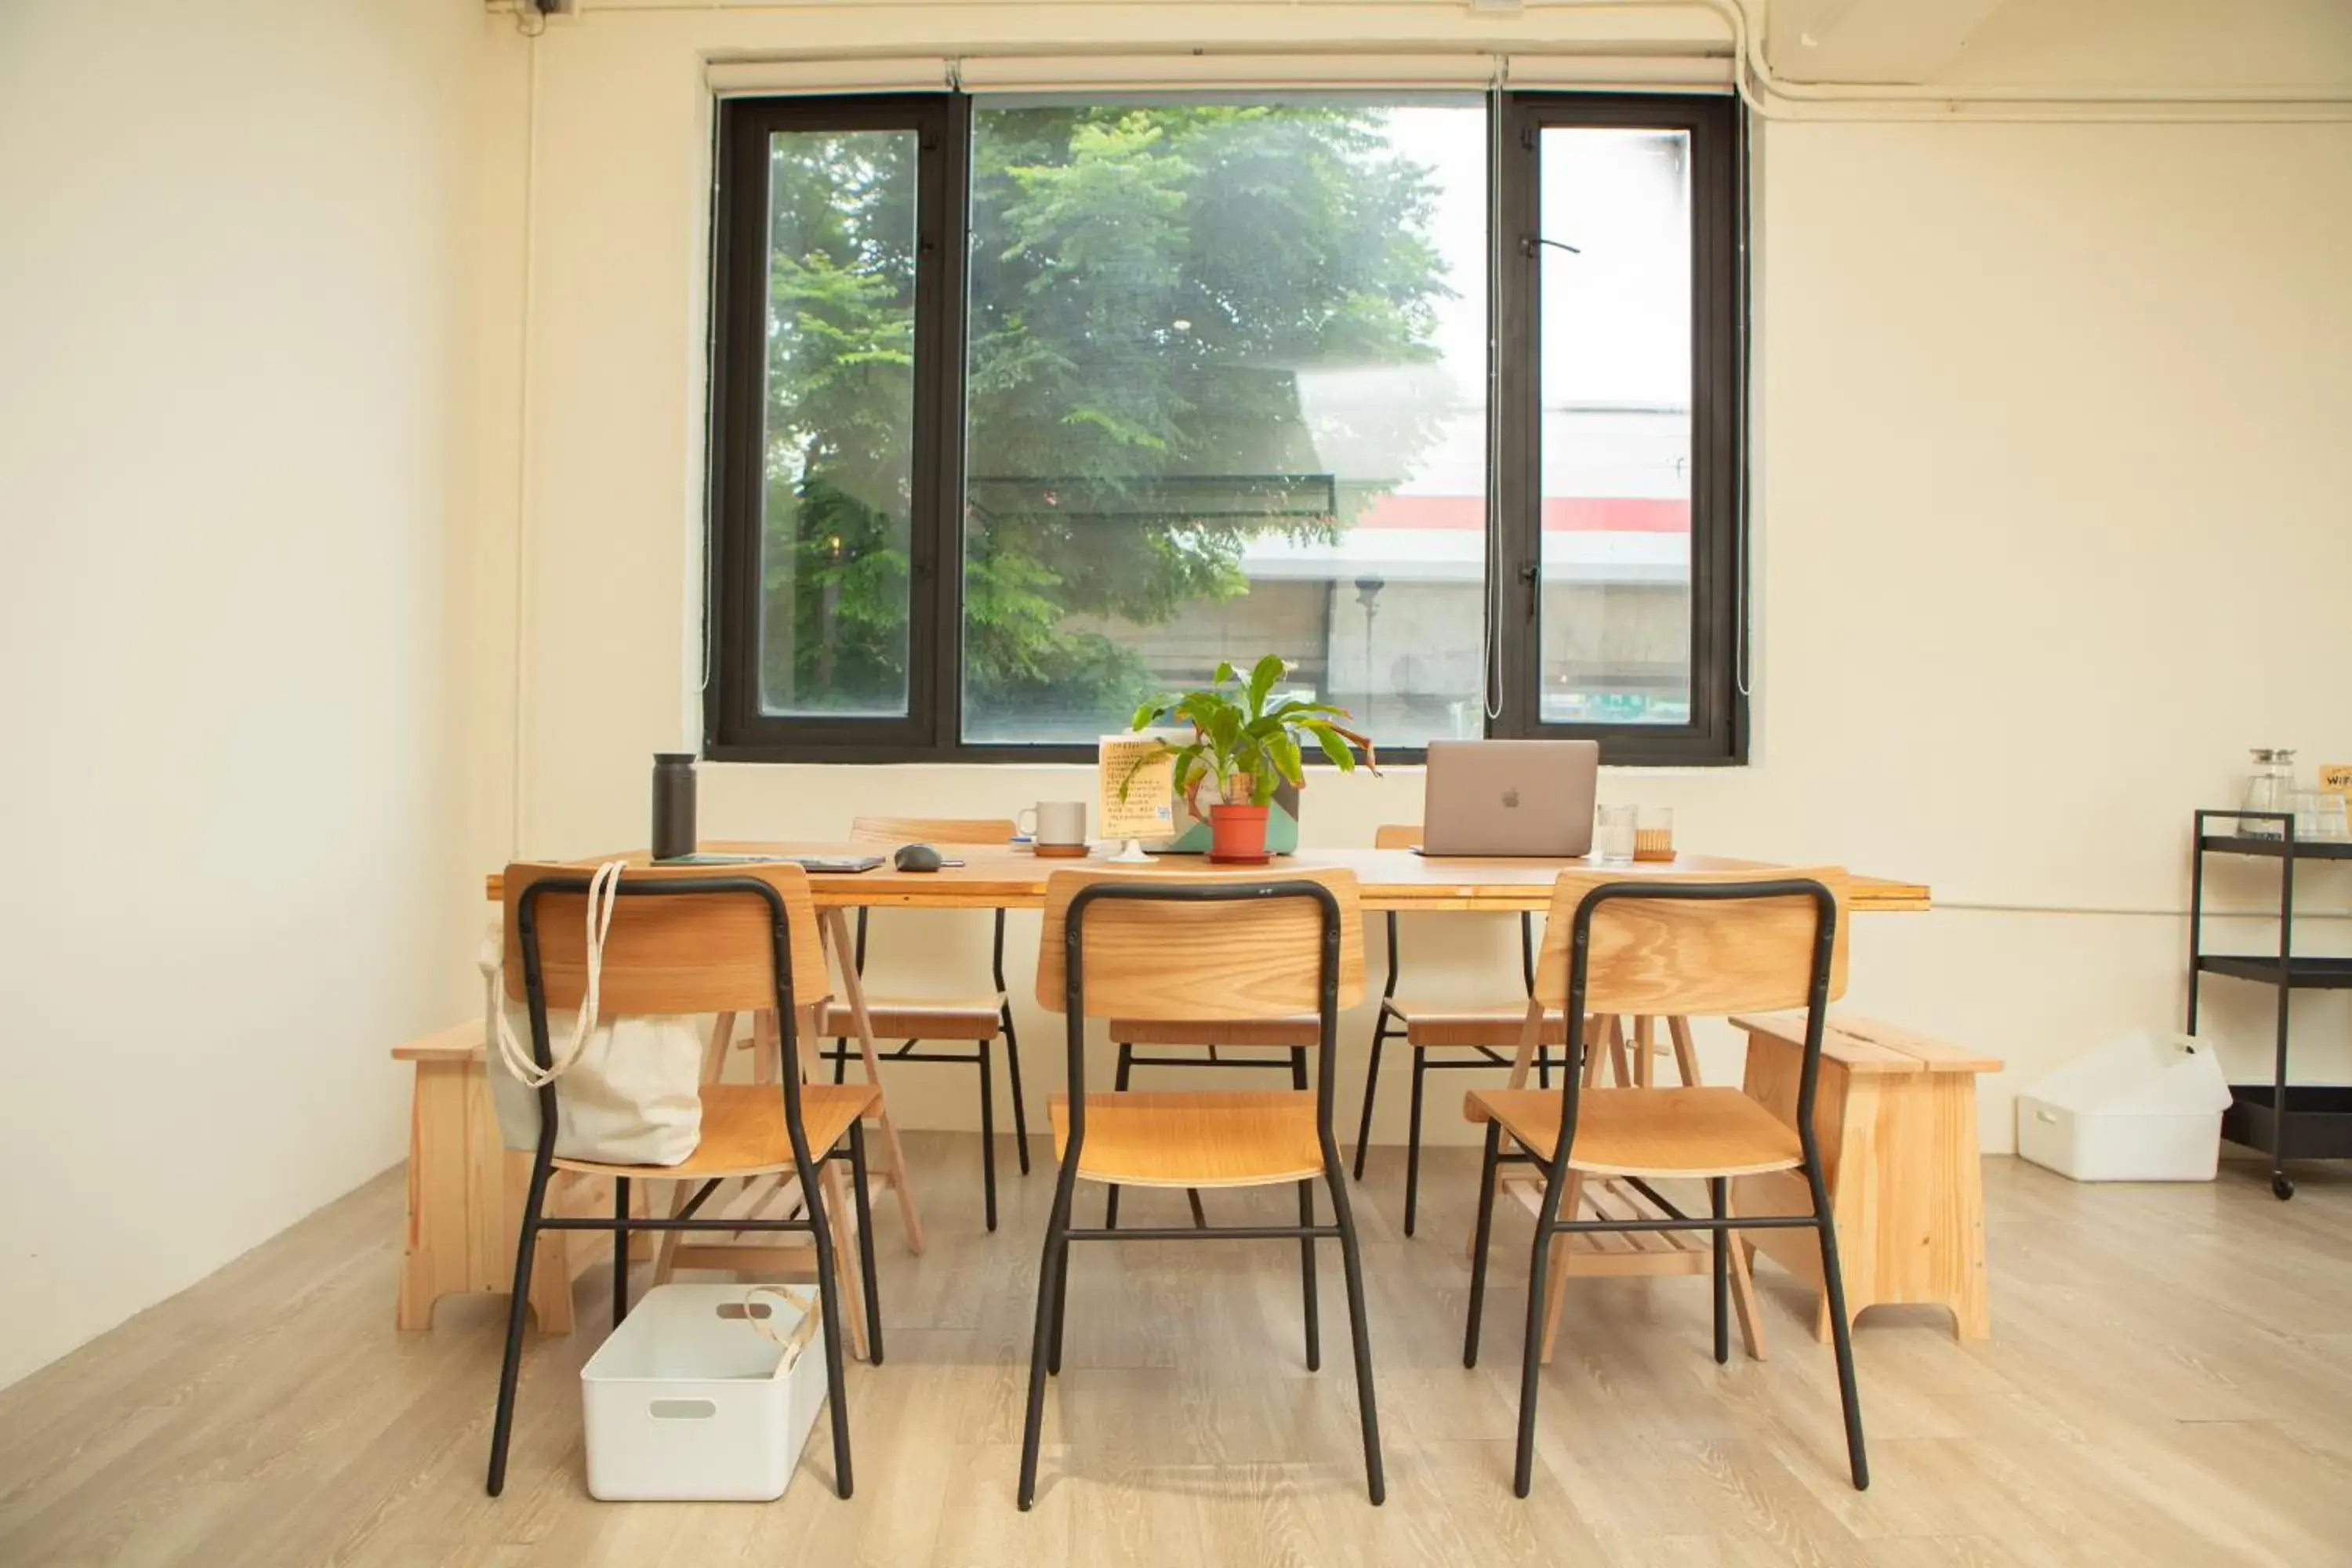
[818,816,1030,1231]
[1352,823,1573,1236]
[1019,868,1385,1510]
[487,862,885,1501]
[1461,867,1868,1498]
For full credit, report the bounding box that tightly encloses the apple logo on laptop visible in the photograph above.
[1501,788,1520,808]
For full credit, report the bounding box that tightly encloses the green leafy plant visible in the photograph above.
[759,106,1451,724]
[1126,655,1378,815]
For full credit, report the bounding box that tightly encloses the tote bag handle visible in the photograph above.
[492,859,629,1089]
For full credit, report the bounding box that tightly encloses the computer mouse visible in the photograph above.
[893,842,944,873]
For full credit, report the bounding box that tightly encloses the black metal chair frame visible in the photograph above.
[825,905,1030,1231]
[487,874,886,1501]
[1461,877,1868,1498]
[1018,878,1386,1511]
[1352,909,1573,1235]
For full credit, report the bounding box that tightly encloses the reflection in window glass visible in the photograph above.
[1537,127,1693,725]
[757,129,918,717]
[960,100,1489,747]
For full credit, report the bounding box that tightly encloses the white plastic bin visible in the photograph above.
[579,1283,829,1501]
[2016,1029,2233,1182]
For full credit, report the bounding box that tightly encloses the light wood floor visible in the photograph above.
[2,1139,2348,1567]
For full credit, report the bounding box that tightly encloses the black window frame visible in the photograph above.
[1495,92,1747,765]
[706,89,1746,766]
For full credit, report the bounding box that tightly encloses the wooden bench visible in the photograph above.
[394,1018,611,1333]
[394,1014,860,1341]
[1731,1011,2001,1342]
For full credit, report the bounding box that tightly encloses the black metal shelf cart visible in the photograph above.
[2189,810,2352,1200]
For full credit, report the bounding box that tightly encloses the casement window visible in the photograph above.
[706,90,1743,764]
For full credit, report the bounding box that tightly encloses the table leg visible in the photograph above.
[1607,1016,1632,1086]
[1667,1013,1701,1087]
[1582,1017,1609,1088]
[821,906,925,1255]
[1537,1171,1584,1364]
[1665,1014,1766,1359]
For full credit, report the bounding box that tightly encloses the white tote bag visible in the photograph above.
[484,862,706,1167]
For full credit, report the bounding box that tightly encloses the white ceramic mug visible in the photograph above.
[1018,800,1087,845]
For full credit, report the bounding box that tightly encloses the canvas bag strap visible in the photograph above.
[492,859,629,1089]
[743,1284,821,1377]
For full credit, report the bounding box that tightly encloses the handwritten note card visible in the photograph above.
[1098,735,1176,842]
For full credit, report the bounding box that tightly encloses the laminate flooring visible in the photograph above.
[2,1138,2348,1566]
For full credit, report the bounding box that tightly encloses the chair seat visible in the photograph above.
[1048,1091,1326,1188]
[818,993,1006,1041]
[1464,1086,1802,1179]
[554,1083,878,1180]
[1390,999,1570,1051]
[1109,1015,1319,1049]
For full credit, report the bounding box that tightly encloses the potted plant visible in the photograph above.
[1125,655,1378,865]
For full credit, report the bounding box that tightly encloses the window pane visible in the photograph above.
[1536,127,1692,726]
[961,101,1488,747]
[756,129,917,718]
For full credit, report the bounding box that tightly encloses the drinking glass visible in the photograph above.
[1633,804,1675,862]
[2292,790,2328,841]
[1595,804,1636,862]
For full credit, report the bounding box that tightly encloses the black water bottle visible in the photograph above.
[652,753,697,862]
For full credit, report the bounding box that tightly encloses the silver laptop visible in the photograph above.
[1419,740,1599,857]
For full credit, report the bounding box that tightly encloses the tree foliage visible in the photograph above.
[758,105,1452,726]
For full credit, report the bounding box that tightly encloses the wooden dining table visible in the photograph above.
[479,843,1928,1292]
[485,843,1929,913]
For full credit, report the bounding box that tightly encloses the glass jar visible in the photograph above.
[2241,748,2296,838]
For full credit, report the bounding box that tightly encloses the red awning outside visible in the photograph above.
[1353,494,1689,533]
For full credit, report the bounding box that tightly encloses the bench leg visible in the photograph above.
[397,1059,478,1330]
[1537,1171,1583,1364]
[399,1054,572,1334]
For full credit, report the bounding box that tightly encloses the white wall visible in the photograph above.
[0,0,492,1386]
[472,2,2352,1155]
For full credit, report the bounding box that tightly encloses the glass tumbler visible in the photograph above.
[1595,804,1636,862]
[1633,804,1676,862]
[2292,790,2327,841]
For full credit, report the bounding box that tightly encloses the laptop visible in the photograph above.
[1418,739,1599,857]
[655,851,884,874]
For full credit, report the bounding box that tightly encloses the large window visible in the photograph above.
[709,92,1744,764]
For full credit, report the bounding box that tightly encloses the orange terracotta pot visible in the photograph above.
[1207,804,1272,865]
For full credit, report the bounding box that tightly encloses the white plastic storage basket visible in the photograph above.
[2016,1029,2232,1182]
[579,1283,829,1501]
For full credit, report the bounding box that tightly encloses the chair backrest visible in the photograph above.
[1373,823,1421,850]
[502,861,832,1017]
[1530,866,1850,1018]
[1036,867,1365,1022]
[849,815,1018,845]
